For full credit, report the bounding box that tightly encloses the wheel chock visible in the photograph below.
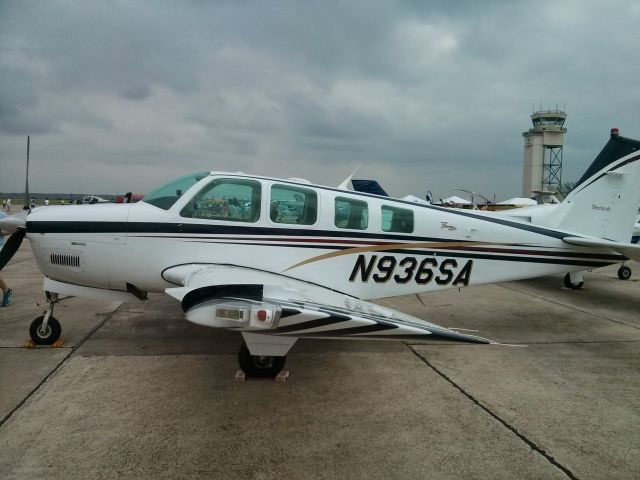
[23,338,65,348]
[275,370,290,384]
[234,370,246,384]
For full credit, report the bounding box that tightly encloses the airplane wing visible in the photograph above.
[163,264,492,344]
[563,236,640,262]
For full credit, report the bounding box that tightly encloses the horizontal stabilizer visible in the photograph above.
[563,236,640,261]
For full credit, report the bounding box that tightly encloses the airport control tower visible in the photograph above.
[522,109,567,197]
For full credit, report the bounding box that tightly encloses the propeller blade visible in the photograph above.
[0,228,26,271]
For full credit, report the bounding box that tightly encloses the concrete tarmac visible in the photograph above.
[0,241,639,479]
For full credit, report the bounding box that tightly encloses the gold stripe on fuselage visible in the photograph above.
[284,241,484,271]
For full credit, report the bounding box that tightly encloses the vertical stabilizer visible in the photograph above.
[534,129,640,241]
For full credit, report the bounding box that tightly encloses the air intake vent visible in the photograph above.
[47,249,84,271]
[50,252,80,268]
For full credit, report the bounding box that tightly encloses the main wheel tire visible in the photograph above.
[29,316,62,345]
[563,273,584,290]
[238,342,286,378]
[618,265,632,280]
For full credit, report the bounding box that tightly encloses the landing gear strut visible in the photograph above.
[563,272,584,290]
[238,342,286,378]
[29,292,62,345]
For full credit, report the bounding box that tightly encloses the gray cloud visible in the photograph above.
[1,0,639,200]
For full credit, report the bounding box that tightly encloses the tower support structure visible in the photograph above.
[522,110,566,197]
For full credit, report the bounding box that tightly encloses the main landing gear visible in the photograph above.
[564,264,632,290]
[563,272,584,290]
[238,342,287,377]
[29,292,63,345]
[237,334,295,378]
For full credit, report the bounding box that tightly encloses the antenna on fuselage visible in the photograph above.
[337,163,362,190]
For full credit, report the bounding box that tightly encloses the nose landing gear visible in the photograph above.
[29,292,63,345]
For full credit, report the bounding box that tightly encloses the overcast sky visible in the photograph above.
[1,0,639,200]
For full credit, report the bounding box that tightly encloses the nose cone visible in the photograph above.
[0,210,27,235]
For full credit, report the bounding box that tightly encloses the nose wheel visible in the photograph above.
[29,292,63,345]
[29,315,62,345]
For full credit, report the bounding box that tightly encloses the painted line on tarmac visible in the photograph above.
[0,306,120,429]
[402,339,640,346]
[406,343,581,480]
[497,283,640,331]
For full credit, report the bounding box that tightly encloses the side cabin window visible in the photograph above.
[180,179,261,222]
[381,205,414,233]
[270,184,318,225]
[335,197,368,230]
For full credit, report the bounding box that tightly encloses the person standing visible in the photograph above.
[0,277,11,307]
[6,198,10,211]
[44,198,50,206]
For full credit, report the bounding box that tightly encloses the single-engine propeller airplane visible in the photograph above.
[1,130,640,377]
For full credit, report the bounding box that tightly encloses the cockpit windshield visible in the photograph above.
[142,171,209,210]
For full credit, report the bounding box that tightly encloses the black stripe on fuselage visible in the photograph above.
[27,221,128,234]
[27,220,460,242]
[154,239,620,267]
[157,237,622,261]
[27,219,620,267]
[26,216,623,262]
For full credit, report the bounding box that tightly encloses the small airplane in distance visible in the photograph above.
[1,131,640,377]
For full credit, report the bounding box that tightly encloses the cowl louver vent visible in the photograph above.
[50,252,80,268]
[47,249,83,271]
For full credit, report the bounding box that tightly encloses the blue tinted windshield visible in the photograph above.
[143,172,209,210]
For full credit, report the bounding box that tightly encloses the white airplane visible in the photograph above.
[1,134,639,377]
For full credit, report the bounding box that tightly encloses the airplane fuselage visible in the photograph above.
[25,173,624,300]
